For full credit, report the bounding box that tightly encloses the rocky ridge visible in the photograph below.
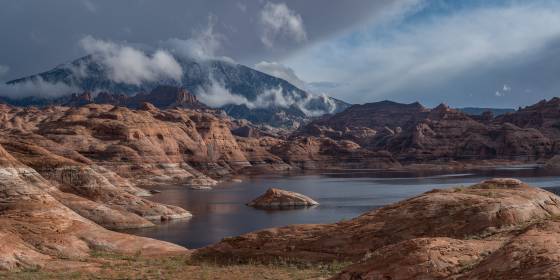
[195,178,560,279]
[2,92,560,277]
[297,100,557,163]
[0,143,188,271]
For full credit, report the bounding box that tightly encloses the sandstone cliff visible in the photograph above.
[298,100,556,163]
[0,143,188,271]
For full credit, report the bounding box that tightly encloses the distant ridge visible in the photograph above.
[456,107,515,116]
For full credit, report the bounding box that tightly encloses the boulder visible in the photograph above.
[247,188,319,208]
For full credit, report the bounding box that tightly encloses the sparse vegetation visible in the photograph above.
[0,251,347,280]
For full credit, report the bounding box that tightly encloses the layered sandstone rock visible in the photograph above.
[0,143,188,271]
[5,96,555,178]
[298,100,556,163]
[195,178,560,279]
[0,103,248,187]
[272,136,401,170]
[306,100,428,133]
[247,188,319,208]
[336,238,502,280]
[0,131,191,228]
[496,97,560,140]
[457,220,560,279]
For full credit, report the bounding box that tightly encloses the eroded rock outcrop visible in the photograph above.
[298,100,556,163]
[195,178,560,279]
[0,143,188,271]
[272,136,401,170]
[247,188,319,208]
[0,131,191,228]
[0,104,248,187]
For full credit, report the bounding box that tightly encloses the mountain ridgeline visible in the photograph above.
[4,55,349,127]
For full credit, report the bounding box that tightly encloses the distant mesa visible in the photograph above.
[457,107,515,116]
[294,97,560,163]
[247,188,319,209]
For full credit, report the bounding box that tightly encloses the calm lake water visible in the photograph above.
[122,166,560,249]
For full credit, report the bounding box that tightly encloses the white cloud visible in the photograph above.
[80,35,183,85]
[503,84,511,92]
[163,15,231,62]
[254,61,307,89]
[254,88,338,116]
[196,76,337,116]
[196,76,250,107]
[259,2,307,48]
[251,87,295,109]
[287,2,560,105]
[0,77,79,99]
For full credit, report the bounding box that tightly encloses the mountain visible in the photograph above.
[5,55,350,127]
[297,100,553,162]
[306,100,429,132]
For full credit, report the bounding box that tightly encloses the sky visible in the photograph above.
[1,0,560,108]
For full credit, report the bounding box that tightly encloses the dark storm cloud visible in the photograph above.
[284,0,560,108]
[3,0,558,108]
[0,0,400,81]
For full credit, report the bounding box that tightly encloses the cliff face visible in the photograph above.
[0,102,401,183]
[298,101,556,162]
[0,104,245,187]
[495,97,560,152]
[2,97,559,182]
[0,143,188,271]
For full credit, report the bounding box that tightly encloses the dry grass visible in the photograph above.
[0,251,346,280]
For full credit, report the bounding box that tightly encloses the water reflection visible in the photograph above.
[121,167,560,249]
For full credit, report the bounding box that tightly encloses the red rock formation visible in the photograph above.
[272,136,400,170]
[0,104,248,187]
[309,100,428,132]
[247,188,319,208]
[195,178,560,279]
[496,97,560,153]
[0,143,188,271]
[299,101,555,163]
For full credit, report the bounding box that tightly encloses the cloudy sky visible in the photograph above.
[1,0,559,108]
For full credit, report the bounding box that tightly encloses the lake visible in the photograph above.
[122,166,560,249]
